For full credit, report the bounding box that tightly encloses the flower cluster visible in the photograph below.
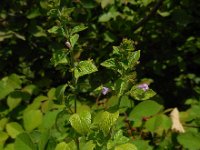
[137,83,149,91]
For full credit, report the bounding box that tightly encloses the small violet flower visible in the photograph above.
[137,83,149,91]
[102,87,110,95]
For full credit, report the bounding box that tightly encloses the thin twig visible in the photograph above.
[132,0,164,31]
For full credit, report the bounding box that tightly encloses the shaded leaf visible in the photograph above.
[51,50,68,67]
[14,133,36,150]
[55,84,68,102]
[177,132,200,150]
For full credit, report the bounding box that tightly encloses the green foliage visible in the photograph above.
[69,110,91,135]
[177,132,200,150]
[14,133,36,150]
[129,100,163,126]
[23,110,43,131]
[74,60,98,79]
[6,122,24,139]
[0,0,200,149]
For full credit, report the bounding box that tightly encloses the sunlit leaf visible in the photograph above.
[69,110,91,135]
[0,74,22,100]
[70,34,79,48]
[23,110,43,131]
[6,122,24,138]
[51,50,69,67]
[129,100,163,127]
[94,111,119,136]
[74,60,98,79]
[70,24,87,35]
[115,143,137,150]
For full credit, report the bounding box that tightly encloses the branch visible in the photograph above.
[132,0,164,31]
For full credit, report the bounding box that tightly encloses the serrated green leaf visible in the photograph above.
[71,24,87,35]
[112,46,120,55]
[55,142,71,150]
[51,50,68,67]
[114,79,129,97]
[177,132,200,150]
[23,110,43,131]
[101,58,117,70]
[128,50,140,69]
[70,34,79,48]
[6,122,24,139]
[48,26,60,34]
[107,130,129,149]
[80,140,95,150]
[115,143,137,150]
[74,60,98,79]
[69,110,91,135]
[130,86,156,101]
[129,100,163,127]
[14,133,36,150]
[97,111,119,136]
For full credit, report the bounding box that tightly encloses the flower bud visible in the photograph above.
[65,41,71,49]
[137,83,149,91]
[101,87,110,95]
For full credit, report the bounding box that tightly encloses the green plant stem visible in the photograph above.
[69,44,78,113]
[76,138,80,150]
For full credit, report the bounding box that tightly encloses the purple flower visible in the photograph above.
[102,87,110,95]
[137,83,149,91]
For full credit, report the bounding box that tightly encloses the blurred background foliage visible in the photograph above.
[1,0,200,108]
[1,0,200,149]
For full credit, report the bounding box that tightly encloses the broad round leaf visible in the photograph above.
[6,122,24,138]
[14,133,36,150]
[23,110,43,131]
[129,100,163,127]
[177,132,200,150]
[69,110,91,135]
